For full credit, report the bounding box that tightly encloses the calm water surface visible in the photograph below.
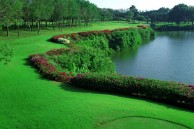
[112,31,194,84]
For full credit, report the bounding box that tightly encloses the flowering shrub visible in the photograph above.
[100,30,112,35]
[50,27,155,53]
[50,34,66,42]
[88,31,100,35]
[112,28,129,32]
[50,28,131,42]
[29,54,71,82]
[77,32,89,37]
[71,33,80,41]
[30,54,57,77]
[46,48,66,56]
[137,25,149,29]
[55,72,73,82]
[29,45,115,81]
[70,73,194,110]
[45,46,115,76]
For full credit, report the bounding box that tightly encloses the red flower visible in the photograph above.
[46,48,66,56]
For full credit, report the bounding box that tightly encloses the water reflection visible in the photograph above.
[159,31,194,40]
[112,31,194,84]
[112,40,152,61]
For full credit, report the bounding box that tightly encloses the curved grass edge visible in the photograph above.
[96,116,192,129]
[28,27,194,110]
[70,73,194,110]
[27,26,194,110]
[28,26,155,82]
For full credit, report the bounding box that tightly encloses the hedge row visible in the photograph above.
[30,27,155,81]
[50,28,128,42]
[29,53,72,82]
[70,73,194,109]
[29,45,116,81]
[50,26,155,51]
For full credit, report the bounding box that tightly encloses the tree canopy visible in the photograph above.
[1,1,194,37]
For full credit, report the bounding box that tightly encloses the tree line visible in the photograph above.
[0,0,100,36]
[107,4,194,25]
[1,1,194,37]
[142,4,194,25]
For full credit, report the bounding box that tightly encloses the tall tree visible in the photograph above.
[52,0,67,30]
[14,0,23,37]
[41,0,54,27]
[31,0,45,34]
[126,11,134,22]
[0,0,23,36]
[136,15,146,22]
[87,3,99,23]
[100,8,114,22]
[66,0,79,28]
[23,0,32,31]
[189,6,194,25]
[169,4,189,24]
[129,5,138,21]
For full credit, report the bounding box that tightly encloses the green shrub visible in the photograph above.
[109,29,142,51]
[0,44,14,65]
[51,27,156,52]
[46,46,115,76]
[76,34,112,54]
[70,73,194,109]
[31,27,156,81]
[138,28,155,40]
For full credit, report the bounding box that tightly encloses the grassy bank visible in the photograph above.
[0,21,194,129]
[151,23,194,31]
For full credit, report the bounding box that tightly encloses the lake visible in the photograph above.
[112,31,194,84]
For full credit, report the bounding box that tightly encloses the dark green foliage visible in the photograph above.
[98,28,154,51]
[51,27,156,52]
[138,28,155,40]
[70,73,194,110]
[153,24,194,31]
[150,23,157,29]
[0,0,23,36]
[142,8,170,23]
[30,44,116,81]
[169,4,189,24]
[46,46,115,76]
[76,34,111,53]
[31,27,155,81]
[109,29,141,50]
[0,44,14,65]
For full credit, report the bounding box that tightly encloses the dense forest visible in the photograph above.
[0,0,194,36]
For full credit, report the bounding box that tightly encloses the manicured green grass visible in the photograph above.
[0,21,194,129]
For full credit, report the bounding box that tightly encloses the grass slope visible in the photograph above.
[0,22,194,129]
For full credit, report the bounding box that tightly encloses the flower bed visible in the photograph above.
[70,73,194,110]
[29,27,194,110]
[32,27,156,81]
[29,53,72,82]
[29,46,115,82]
[50,27,138,42]
[50,27,155,52]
